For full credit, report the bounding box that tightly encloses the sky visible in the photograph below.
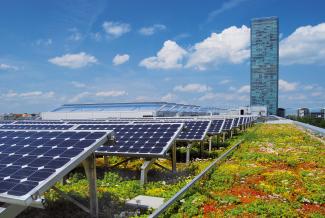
[0,0,324,113]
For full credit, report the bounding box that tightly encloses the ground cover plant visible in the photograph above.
[164,124,325,217]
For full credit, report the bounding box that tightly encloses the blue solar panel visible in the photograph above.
[0,129,112,205]
[207,119,225,135]
[134,120,210,141]
[222,119,234,131]
[0,125,74,130]
[67,121,130,124]
[76,123,183,157]
[233,118,240,127]
[0,121,15,124]
[14,121,65,124]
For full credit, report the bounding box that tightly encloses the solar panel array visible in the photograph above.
[134,120,211,141]
[76,123,183,157]
[0,125,74,130]
[0,121,15,124]
[222,119,234,131]
[207,119,225,135]
[0,129,112,205]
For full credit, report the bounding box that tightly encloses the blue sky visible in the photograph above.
[0,0,324,113]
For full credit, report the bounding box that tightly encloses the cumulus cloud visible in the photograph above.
[103,21,131,38]
[198,92,248,102]
[139,40,187,69]
[0,63,19,71]
[279,79,298,92]
[280,23,325,65]
[68,92,90,103]
[139,24,166,36]
[49,52,98,69]
[34,38,53,46]
[95,90,127,97]
[112,54,130,65]
[186,25,250,70]
[174,83,211,93]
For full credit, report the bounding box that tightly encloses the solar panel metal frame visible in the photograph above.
[233,117,240,128]
[207,119,225,135]
[132,120,211,142]
[222,118,234,131]
[0,124,76,130]
[88,123,184,158]
[0,129,113,206]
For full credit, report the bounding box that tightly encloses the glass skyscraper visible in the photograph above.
[250,17,279,115]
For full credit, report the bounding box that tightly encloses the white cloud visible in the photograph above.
[174,83,211,93]
[139,24,166,36]
[287,94,306,101]
[2,91,55,99]
[0,63,18,71]
[280,23,325,65]
[49,52,98,69]
[103,21,131,38]
[112,54,130,65]
[68,92,90,103]
[90,32,102,41]
[139,40,187,69]
[219,79,231,85]
[161,93,176,102]
[279,79,298,92]
[237,85,250,93]
[34,38,53,46]
[198,92,248,102]
[95,90,127,97]
[71,81,86,88]
[207,0,248,22]
[311,92,323,97]
[186,25,250,70]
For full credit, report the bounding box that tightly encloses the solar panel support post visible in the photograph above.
[208,137,212,153]
[186,143,193,164]
[140,158,156,186]
[104,156,109,168]
[172,142,177,173]
[222,132,226,143]
[0,203,27,218]
[83,153,99,218]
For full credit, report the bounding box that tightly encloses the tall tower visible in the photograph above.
[250,17,279,115]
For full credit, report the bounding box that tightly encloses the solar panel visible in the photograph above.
[207,119,225,135]
[76,123,183,157]
[67,121,130,124]
[239,117,244,125]
[134,120,211,141]
[14,121,65,124]
[0,125,74,130]
[0,129,113,205]
[233,118,240,127]
[0,121,15,124]
[222,119,234,131]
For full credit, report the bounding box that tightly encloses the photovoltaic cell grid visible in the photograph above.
[207,119,225,135]
[0,121,15,124]
[239,117,244,125]
[222,119,234,131]
[0,125,74,130]
[0,129,112,205]
[67,121,131,124]
[14,121,65,124]
[133,120,211,141]
[76,123,183,157]
[233,118,240,127]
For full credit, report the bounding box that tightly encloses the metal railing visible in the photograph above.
[149,139,243,218]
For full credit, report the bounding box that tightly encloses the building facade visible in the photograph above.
[297,108,310,118]
[250,17,279,115]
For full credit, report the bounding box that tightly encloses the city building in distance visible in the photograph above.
[250,16,279,115]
